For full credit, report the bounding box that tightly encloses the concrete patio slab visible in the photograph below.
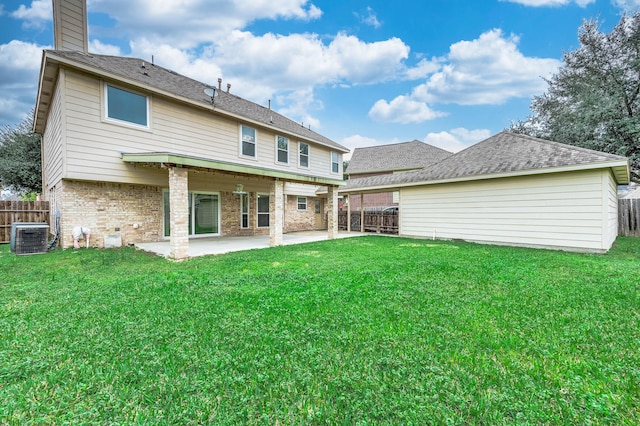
[135,231,369,258]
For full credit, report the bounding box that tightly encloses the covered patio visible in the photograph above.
[135,230,369,258]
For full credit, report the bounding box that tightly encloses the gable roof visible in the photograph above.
[342,132,630,191]
[346,140,452,175]
[34,50,348,153]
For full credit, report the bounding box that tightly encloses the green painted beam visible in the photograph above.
[122,152,346,186]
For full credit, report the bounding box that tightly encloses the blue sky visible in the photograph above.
[0,0,638,157]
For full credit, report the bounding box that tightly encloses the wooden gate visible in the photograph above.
[0,201,50,243]
[618,199,640,237]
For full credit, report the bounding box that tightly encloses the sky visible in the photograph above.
[1,0,639,158]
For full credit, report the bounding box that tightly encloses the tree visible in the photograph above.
[0,113,42,195]
[510,14,640,181]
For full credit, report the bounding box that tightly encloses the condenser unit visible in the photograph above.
[11,223,49,255]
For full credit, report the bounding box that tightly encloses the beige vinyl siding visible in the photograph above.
[61,69,340,185]
[42,72,65,189]
[53,0,87,52]
[284,182,322,197]
[399,169,612,252]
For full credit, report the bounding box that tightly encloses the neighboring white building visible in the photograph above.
[341,132,630,253]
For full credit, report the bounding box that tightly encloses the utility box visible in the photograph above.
[104,234,122,248]
[11,223,49,255]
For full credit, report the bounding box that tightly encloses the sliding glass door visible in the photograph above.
[163,191,220,237]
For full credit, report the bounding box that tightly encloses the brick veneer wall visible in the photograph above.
[52,178,326,249]
[284,195,316,232]
[57,179,163,249]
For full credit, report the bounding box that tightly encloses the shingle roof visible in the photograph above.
[43,50,348,152]
[346,140,452,175]
[343,131,629,190]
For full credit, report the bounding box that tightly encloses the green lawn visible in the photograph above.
[1,236,639,424]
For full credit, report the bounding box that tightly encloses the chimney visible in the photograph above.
[218,78,222,90]
[52,0,89,53]
[226,83,231,93]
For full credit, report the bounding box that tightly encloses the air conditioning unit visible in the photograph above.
[11,223,49,255]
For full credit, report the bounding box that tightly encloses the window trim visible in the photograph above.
[331,151,340,174]
[240,124,258,159]
[297,196,307,211]
[298,142,310,169]
[256,193,270,228]
[103,82,150,129]
[276,135,289,165]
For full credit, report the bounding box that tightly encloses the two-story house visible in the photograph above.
[34,0,348,259]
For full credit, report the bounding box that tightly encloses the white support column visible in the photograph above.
[169,166,189,260]
[269,179,284,246]
[327,185,338,239]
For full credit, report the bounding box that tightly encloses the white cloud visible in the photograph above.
[89,40,121,56]
[369,29,561,124]
[0,40,47,125]
[357,7,382,29]
[369,96,447,124]
[89,0,323,49]
[275,88,323,130]
[501,0,595,6]
[416,29,561,105]
[11,0,51,28]
[612,0,640,11]
[404,58,441,80]
[424,128,491,152]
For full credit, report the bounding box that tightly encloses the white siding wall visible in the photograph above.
[62,70,341,185]
[42,72,65,190]
[399,169,614,252]
[605,170,619,246]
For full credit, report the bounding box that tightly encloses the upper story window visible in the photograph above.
[105,84,148,127]
[331,151,340,174]
[299,142,309,168]
[241,125,257,158]
[276,136,289,164]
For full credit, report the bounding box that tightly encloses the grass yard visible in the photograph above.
[1,236,639,424]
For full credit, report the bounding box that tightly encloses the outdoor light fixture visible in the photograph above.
[232,183,247,195]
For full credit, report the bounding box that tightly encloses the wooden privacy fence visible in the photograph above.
[619,199,640,237]
[0,201,50,243]
[338,211,398,234]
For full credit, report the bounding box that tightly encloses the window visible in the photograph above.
[240,193,250,229]
[299,142,309,168]
[331,151,340,174]
[163,191,220,237]
[257,194,270,227]
[105,84,148,127]
[297,197,307,210]
[276,136,289,164]
[241,125,256,158]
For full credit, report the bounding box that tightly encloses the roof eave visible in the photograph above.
[34,51,57,134]
[339,160,630,193]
